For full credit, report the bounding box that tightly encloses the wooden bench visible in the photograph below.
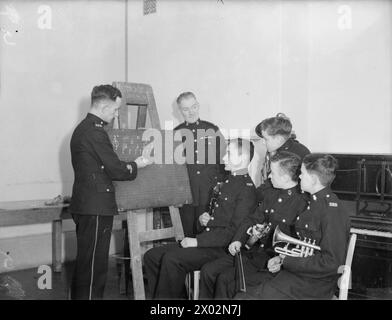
[0,200,132,273]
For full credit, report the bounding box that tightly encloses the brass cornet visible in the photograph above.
[272,226,321,257]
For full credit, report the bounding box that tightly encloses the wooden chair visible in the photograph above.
[336,232,357,300]
[186,270,200,300]
[126,206,184,299]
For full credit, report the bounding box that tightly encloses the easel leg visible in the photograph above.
[168,206,184,241]
[126,210,146,300]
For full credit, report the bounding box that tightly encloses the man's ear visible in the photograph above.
[310,173,319,187]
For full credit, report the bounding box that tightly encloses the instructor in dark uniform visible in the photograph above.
[69,84,151,300]
[174,92,226,237]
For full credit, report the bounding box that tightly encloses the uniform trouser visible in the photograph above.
[234,272,292,300]
[70,214,113,300]
[200,253,268,299]
[143,243,226,299]
[179,204,205,237]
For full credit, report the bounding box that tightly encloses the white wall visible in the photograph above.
[126,0,392,154]
[0,0,128,272]
[307,0,392,153]
[0,0,127,202]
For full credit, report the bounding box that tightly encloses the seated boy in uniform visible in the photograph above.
[235,154,350,300]
[199,151,307,299]
[255,114,310,201]
[143,138,257,299]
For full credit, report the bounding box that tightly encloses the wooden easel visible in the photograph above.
[112,82,185,300]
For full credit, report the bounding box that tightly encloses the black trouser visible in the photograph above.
[179,204,205,237]
[71,214,113,300]
[234,274,292,300]
[143,243,226,299]
[200,251,269,299]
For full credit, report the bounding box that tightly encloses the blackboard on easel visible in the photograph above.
[105,128,193,210]
[110,82,190,300]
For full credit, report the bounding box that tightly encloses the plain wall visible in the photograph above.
[0,0,128,272]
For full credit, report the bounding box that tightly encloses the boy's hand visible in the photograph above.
[228,241,242,256]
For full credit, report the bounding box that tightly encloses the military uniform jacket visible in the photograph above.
[70,113,138,216]
[174,119,226,210]
[270,187,350,299]
[195,171,257,248]
[258,138,310,200]
[233,185,307,268]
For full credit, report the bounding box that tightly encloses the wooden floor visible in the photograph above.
[0,257,391,300]
[0,257,144,300]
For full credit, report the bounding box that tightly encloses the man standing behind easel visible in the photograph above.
[69,85,151,300]
[174,92,227,237]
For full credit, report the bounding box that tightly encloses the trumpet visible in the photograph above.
[272,226,321,257]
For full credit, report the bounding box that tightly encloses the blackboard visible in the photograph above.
[106,128,193,210]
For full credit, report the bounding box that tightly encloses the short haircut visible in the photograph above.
[176,92,196,105]
[91,85,122,106]
[228,138,255,162]
[303,153,338,186]
[270,151,302,182]
[255,113,292,138]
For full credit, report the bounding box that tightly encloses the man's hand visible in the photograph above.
[134,156,152,168]
[199,212,211,227]
[228,241,242,256]
[180,237,198,248]
[267,255,283,273]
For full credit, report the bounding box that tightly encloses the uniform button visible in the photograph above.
[296,232,300,236]
[278,198,282,202]
[219,192,222,195]
[210,217,214,221]
[225,197,228,200]
[215,204,219,207]
[195,150,198,153]
[225,180,229,183]
[265,210,269,213]
[260,244,264,248]
[313,195,317,201]
[192,129,195,133]
[106,188,110,192]
[197,171,200,174]
[297,216,300,220]
[305,224,308,228]
[326,194,330,198]
[196,160,200,164]
[101,165,104,169]
[270,209,274,213]
[206,227,210,232]
[194,139,197,143]
[282,219,286,223]
[307,206,310,210]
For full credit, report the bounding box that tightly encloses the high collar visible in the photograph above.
[277,138,293,152]
[279,184,300,199]
[185,119,200,127]
[230,168,249,177]
[310,187,332,202]
[87,113,108,126]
